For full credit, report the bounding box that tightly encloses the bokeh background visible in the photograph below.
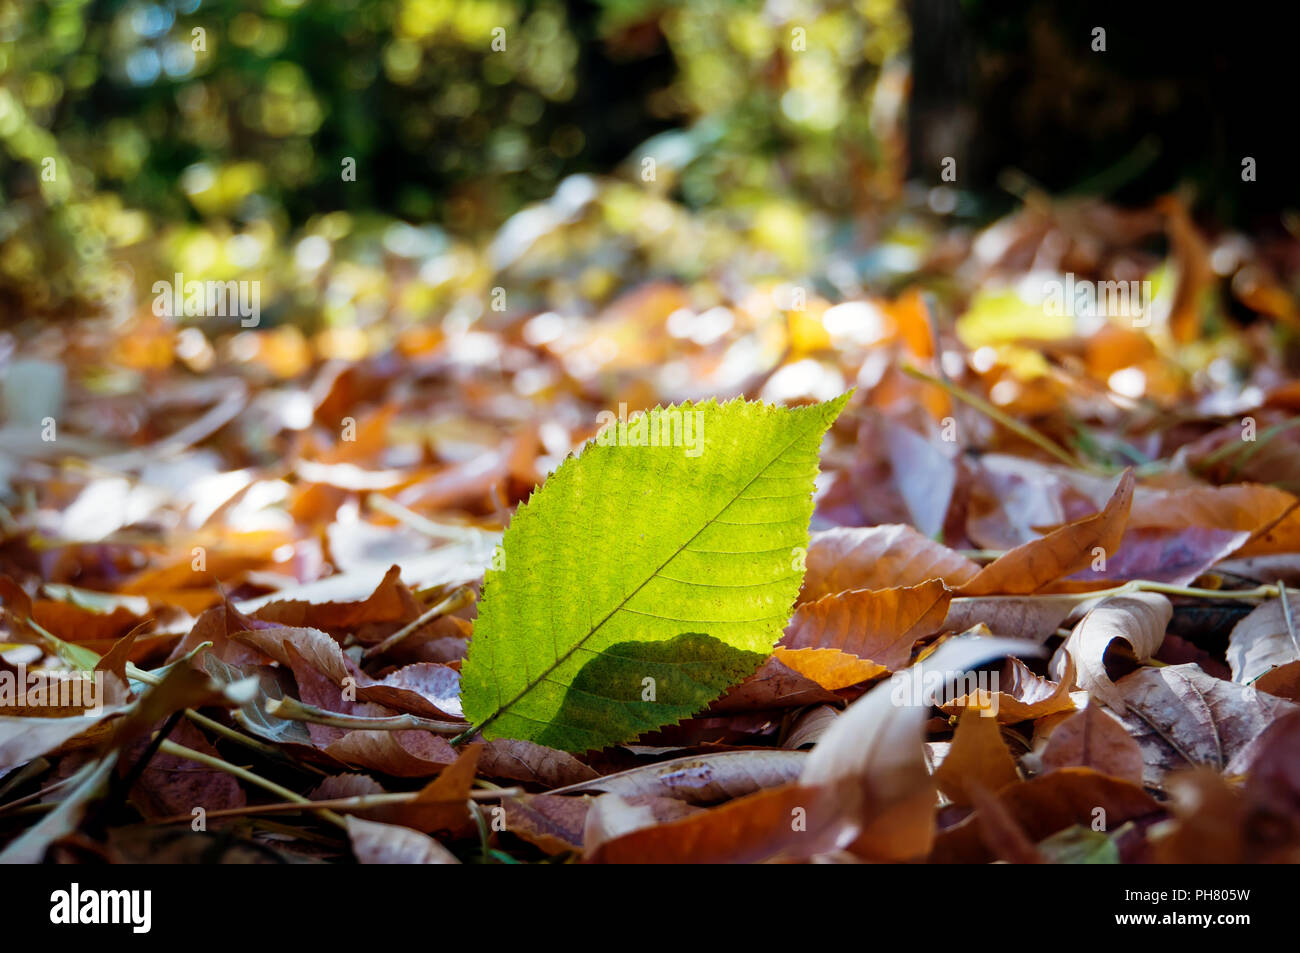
[1,0,1296,330]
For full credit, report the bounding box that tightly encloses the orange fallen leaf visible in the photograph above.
[958,468,1135,596]
[784,579,951,670]
[934,707,1020,806]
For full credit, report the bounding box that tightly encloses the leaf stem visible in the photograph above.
[125,660,311,769]
[449,725,479,747]
[367,494,502,545]
[901,363,1097,472]
[156,739,347,829]
[361,586,475,662]
[265,696,466,735]
[147,787,523,825]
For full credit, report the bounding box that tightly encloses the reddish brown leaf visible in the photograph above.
[1041,704,1144,784]
[1064,591,1172,714]
[934,707,1020,806]
[957,469,1135,596]
[783,579,952,670]
[801,525,979,602]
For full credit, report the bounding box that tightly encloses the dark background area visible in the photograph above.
[2,0,1297,320]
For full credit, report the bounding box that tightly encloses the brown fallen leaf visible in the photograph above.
[1113,663,1298,786]
[783,705,839,749]
[1040,704,1144,784]
[800,525,979,602]
[1149,770,1255,863]
[1150,714,1300,865]
[941,656,1077,723]
[381,743,482,836]
[167,600,273,668]
[1226,591,1300,684]
[942,594,1079,644]
[232,624,463,719]
[967,781,1044,863]
[931,768,1162,863]
[783,579,952,670]
[710,655,842,712]
[957,468,1135,596]
[354,663,463,720]
[582,792,705,854]
[1238,709,1300,834]
[1066,526,1251,587]
[1064,591,1172,714]
[584,783,828,864]
[549,750,807,804]
[934,707,1020,806]
[502,794,590,854]
[119,550,270,610]
[95,624,146,707]
[251,564,421,631]
[1128,482,1299,541]
[309,772,392,822]
[479,738,599,787]
[801,635,1037,860]
[323,730,458,777]
[0,710,123,773]
[31,599,145,645]
[1255,661,1300,702]
[346,816,460,864]
[128,718,247,820]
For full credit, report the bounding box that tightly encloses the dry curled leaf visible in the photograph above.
[550,750,807,804]
[584,783,826,864]
[801,635,1038,860]
[1064,591,1172,714]
[346,816,460,864]
[931,768,1162,864]
[1226,591,1300,684]
[942,655,1077,723]
[942,594,1078,644]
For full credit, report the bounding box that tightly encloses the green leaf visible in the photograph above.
[460,393,850,752]
[1035,825,1121,864]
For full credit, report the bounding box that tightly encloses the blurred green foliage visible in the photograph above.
[0,0,908,321]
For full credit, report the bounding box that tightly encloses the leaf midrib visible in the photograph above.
[473,422,818,738]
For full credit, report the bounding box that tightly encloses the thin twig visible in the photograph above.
[156,739,347,829]
[367,494,501,544]
[148,787,523,825]
[265,696,466,735]
[361,586,476,662]
[125,660,316,771]
[901,363,1096,471]
[1280,581,1299,659]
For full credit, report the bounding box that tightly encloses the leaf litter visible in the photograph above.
[4,193,1300,864]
